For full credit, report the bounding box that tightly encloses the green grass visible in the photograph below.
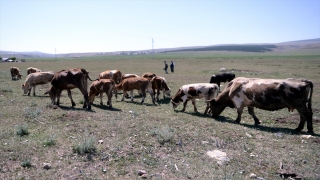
[0,51,320,179]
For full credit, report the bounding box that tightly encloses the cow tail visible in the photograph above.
[307,80,313,113]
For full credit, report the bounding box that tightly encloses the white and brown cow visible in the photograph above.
[208,77,314,133]
[171,83,219,114]
[10,67,22,80]
[89,79,115,107]
[22,71,55,96]
[99,70,123,84]
[151,76,171,102]
[45,68,93,110]
[115,77,155,105]
[27,67,42,75]
[142,72,156,80]
[122,73,140,80]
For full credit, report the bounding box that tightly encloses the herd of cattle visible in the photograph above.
[10,66,314,134]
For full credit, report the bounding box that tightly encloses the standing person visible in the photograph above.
[164,61,168,74]
[170,61,174,73]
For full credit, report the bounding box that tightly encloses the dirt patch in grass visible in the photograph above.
[58,111,89,121]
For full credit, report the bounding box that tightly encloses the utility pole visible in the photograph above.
[55,48,56,60]
[152,38,154,53]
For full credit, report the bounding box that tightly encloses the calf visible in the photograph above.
[99,70,122,84]
[10,67,22,80]
[89,79,115,107]
[45,68,92,110]
[208,77,314,133]
[22,71,55,96]
[151,76,171,101]
[27,67,42,75]
[171,83,219,114]
[115,77,155,105]
[209,72,235,91]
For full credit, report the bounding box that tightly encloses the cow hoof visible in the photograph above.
[307,130,314,135]
[254,121,261,125]
[294,128,303,132]
[235,120,240,124]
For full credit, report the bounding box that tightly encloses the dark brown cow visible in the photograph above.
[115,77,155,105]
[151,76,171,101]
[99,70,122,84]
[89,79,116,107]
[209,72,235,91]
[10,67,22,80]
[171,83,219,114]
[22,71,54,96]
[45,68,93,110]
[27,67,42,75]
[208,77,314,133]
[142,72,156,80]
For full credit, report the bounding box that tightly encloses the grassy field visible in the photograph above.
[0,51,320,179]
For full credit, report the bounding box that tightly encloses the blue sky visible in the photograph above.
[0,0,319,54]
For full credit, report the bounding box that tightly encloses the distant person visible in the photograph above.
[164,61,168,74]
[170,61,174,73]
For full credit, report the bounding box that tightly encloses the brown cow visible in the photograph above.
[89,79,116,107]
[45,68,93,110]
[208,77,314,133]
[22,71,55,96]
[99,70,122,84]
[10,67,22,80]
[142,72,156,80]
[151,76,171,102]
[115,77,155,105]
[27,67,42,75]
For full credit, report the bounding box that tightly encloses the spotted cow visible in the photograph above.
[208,77,314,133]
[171,83,219,114]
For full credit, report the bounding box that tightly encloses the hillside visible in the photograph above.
[1,38,319,58]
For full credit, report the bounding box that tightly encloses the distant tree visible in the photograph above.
[10,57,16,60]
[0,56,2,60]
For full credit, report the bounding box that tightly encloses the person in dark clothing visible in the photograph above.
[164,61,168,74]
[170,61,174,73]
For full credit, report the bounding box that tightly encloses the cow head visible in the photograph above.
[208,97,234,118]
[21,84,29,94]
[171,89,184,108]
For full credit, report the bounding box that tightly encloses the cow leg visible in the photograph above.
[141,90,146,104]
[181,100,189,112]
[100,92,103,106]
[27,86,32,96]
[66,89,76,107]
[130,90,134,102]
[122,91,126,101]
[33,85,36,96]
[235,107,244,123]
[156,89,160,102]
[204,101,210,114]
[192,99,198,112]
[107,92,112,108]
[56,91,62,106]
[296,106,313,134]
[248,106,261,125]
